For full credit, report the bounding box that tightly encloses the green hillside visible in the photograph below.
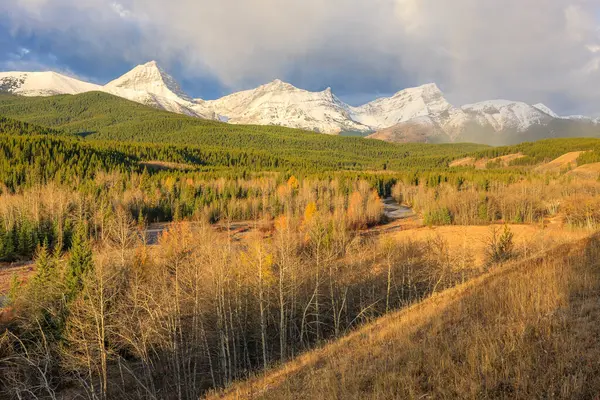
[0,92,487,171]
[0,115,63,136]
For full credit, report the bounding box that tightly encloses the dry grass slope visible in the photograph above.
[449,157,476,168]
[450,153,525,169]
[535,151,587,174]
[392,224,588,267]
[568,162,600,180]
[210,234,600,400]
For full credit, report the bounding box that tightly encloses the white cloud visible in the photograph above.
[111,2,132,19]
[2,0,600,115]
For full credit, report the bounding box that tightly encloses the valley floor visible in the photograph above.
[0,203,589,297]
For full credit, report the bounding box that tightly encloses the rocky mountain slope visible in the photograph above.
[1,61,598,143]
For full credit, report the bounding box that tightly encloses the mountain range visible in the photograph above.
[1,61,599,145]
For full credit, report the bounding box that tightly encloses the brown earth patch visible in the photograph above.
[450,153,525,169]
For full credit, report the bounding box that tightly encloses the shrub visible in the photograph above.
[486,224,515,265]
[425,207,453,226]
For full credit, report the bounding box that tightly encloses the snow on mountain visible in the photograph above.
[350,83,454,129]
[533,103,560,118]
[105,61,191,102]
[1,61,598,142]
[201,79,371,134]
[533,103,600,124]
[0,71,102,96]
[560,114,600,125]
[103,61,217,120]
[363,92,556,142]
[0,63,216,120]
[459,100,553,132]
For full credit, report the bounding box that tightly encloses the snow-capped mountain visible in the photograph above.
[350,83,455,129]
[0,71,102,96]
[363,93,560,142]
[103,61,216,119]
[533,103,560,118]
[0,62,216,120]
[459,100,553,132]
[105,61,191,102]
[367,97,600,144]
[201,79,371,134]
[1,61,598,144]
[535,102,600,124]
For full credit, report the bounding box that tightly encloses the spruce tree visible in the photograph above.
[65,223,94,300]
[7,273,22,305]
[34,241,54,285]
[0,224,15,262]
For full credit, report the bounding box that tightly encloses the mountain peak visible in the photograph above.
[391,83,442,98]
[126,60,164,76]
[420,83,441,91]
[533,103,560,118]
[105,61,191,101]
[261,79,297,91]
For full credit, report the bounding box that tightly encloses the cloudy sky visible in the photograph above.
[1,0,599,115]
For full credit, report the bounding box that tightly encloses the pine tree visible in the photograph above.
[497,224,514,261]
[65,223,94,300]
[7,273,22,305]
[34,241,55,285]
[17,219,38,258]
[0,224,15,262]
[486,224,515,264]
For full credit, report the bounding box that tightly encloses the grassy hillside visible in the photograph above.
[0,92,487,171]
[210,234,600,399]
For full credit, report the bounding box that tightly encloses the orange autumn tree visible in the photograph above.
[347,191,365,229]
[303,202,317,227]
[366,190,384,226]
[287,176,300,191]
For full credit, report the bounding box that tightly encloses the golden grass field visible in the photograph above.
[568,162,600,180]
[392,223,589,267]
